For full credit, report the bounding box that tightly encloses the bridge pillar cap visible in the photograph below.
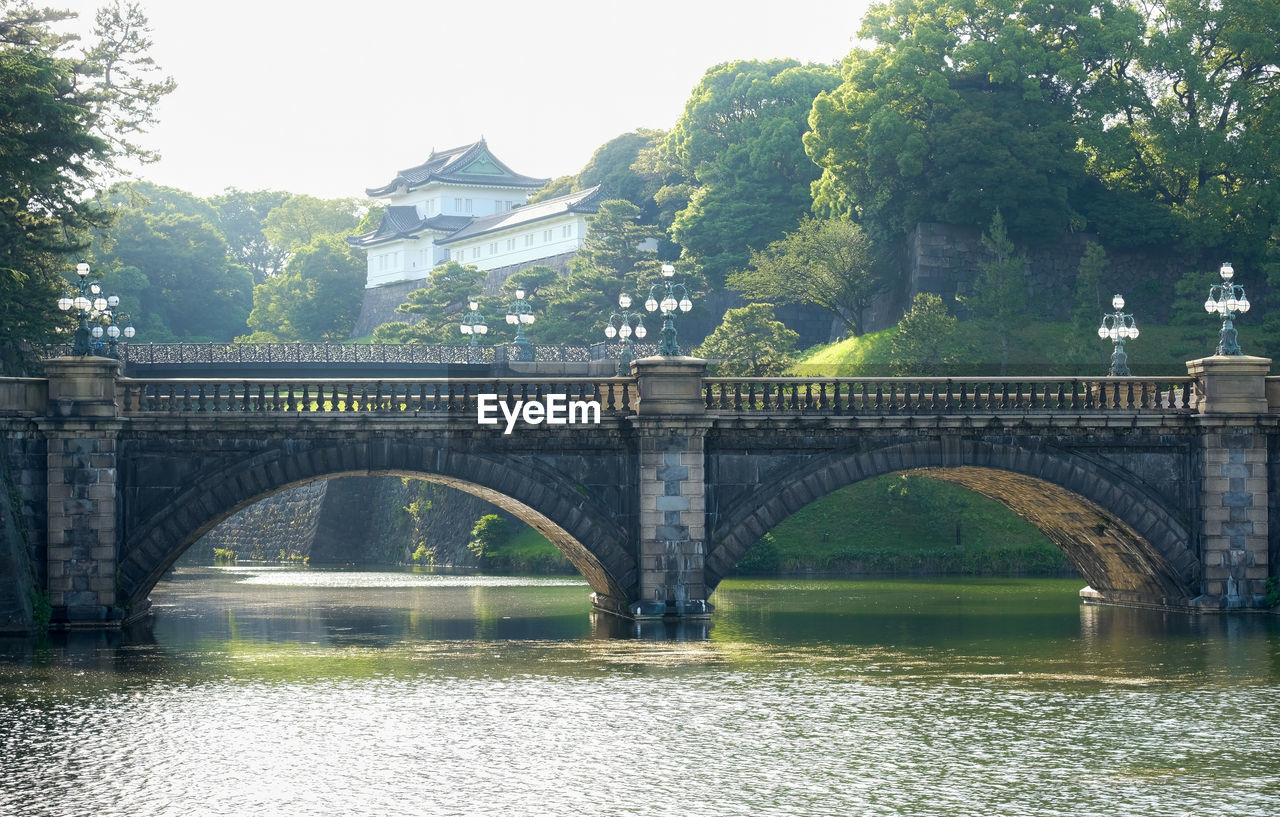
[43,356,121,418]
[1186,354,1271,414]
[632,356,707,415]
[1185,354,1272,377]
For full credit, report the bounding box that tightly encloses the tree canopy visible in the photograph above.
[806,0,1280,275]
[727,216,879,336]
[695,302,799,377]
[242,235,364,342]
[0,0,172,372]
[662,59,840,287]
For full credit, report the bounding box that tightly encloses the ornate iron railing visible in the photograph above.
[588,342,659,361]
[44,343,607,366]
[703,377,1197,414]
[118,377,637,415]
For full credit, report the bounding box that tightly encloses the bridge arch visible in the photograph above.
[118,441,636,615]
[706,439,1199,608]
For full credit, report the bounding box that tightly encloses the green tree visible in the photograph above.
[212,188,291,284]
[807,0,1101,256]
[537,200,660,345]
[467,514,509,562]
[807,0,1280,282]
[695,303,799,377]
[262,194,362,252]
[0,1,172,372]
[390,260,487,343]
[727,216,879,336]
[1080,0,1280,263]
[93,208,251,342]
[242,235,365,341]
[890,293,963,376]
[957,213,1028,375]
[1072,242,1108,330]
[664,59,840,287]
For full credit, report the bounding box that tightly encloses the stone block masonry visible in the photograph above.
[1197,425,1270,608]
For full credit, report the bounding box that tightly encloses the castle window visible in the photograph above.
[543,229,553,242]
[525,234,534,247]
[506,238,516,250]
[489,242,498,254]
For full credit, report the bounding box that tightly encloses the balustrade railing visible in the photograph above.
[703,377,1197,414]
[118,377,637,415]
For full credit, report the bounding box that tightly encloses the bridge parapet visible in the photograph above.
[116,376,638,416]
[704,376,1196,414]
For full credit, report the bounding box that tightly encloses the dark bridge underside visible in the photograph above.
[116,423,639,617]
[705,437,1199,609]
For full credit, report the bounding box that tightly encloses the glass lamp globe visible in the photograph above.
[515,288,526,300]
[678,297,693,312]
[618,293,632,308]
[506,314,517,325]
[58,296,73,311]
[1204,297,1216,313]
[123,326,136,339]
[76,261,90,277]
[619,323,632,339]
[468,299,479,311]
[661,296,676,313]
[1097,325,1108,339]
[1112,294,1124,310]
[1226,296,1239,312]
[1129,326,1139,339]
[645,297,658,312]
[520,313,533,325]
[661,264,675,278]
[460,324,472,335]
[605,325,617,339]
[1238,296,1250,313]
[107,295,120,308]
[477,323,487,335]
[93,297,107,312]
[1220,262,1234,281]
[74,295,90,311]
[91,325,104,339]
[107,325,120,339]
[635,324,647,339]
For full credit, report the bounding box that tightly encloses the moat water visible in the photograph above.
[1,566,1278,816]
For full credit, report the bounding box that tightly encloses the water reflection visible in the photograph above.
[1,568,1277,817]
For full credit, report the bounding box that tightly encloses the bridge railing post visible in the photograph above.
[619,356,713,621]
[1186,354,1274,609]
[39,358,125,626]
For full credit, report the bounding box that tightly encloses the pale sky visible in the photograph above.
[55,0,874,200]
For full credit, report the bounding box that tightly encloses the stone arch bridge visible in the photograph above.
[1,354,1276,629]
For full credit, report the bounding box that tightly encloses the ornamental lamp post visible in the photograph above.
[1203,261,1251,355]
[505,287,536,362]
[459,297,488,347]
[643,263,693,356]
[101,311,136,360]
[604,291,647,375]
[1096,293,1139,376]
[57,260,132,356]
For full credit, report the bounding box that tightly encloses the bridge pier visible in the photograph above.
[39,358,126,627]
[1188,355,1273,610]
[616,357,713,620]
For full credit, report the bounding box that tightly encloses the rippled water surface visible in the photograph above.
[2,567,1278,816]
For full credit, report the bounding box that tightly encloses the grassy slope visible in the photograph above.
[793,320,1221,377]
